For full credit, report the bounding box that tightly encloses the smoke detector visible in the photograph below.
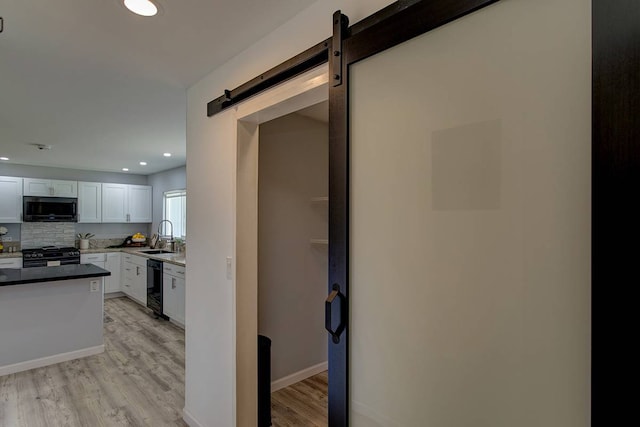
[32,144,52,151]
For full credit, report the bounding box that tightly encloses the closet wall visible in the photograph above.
[258,111,328,382]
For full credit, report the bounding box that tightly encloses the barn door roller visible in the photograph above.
[331,11,349,87]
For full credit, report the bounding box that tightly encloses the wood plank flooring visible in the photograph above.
[271,372,328,426]
[0,297,186,427]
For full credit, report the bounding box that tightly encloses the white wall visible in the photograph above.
[258,113,328,382]
[185,1,394,425]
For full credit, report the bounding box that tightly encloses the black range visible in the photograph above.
[22,246,81,268]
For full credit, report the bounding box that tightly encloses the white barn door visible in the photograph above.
[342,0,591,425]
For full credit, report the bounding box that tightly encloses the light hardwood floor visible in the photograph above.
[271,372,328,426]
[0,297,186,427]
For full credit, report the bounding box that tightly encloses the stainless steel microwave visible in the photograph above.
[23,196,78,222]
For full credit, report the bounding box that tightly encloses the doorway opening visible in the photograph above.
[235,64,328,426]
[258,101,329,426]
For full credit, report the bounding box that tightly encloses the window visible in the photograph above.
[163,190,186,239]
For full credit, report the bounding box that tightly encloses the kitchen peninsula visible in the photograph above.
[0,264,110,376]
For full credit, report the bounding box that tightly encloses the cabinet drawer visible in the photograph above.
[123,254,147,266]
[0,258,22,269]
[164,263,185,277]
[124,263,144,277]
[81,253,106,263]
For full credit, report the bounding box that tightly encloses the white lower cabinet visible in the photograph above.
[80,253,106,266]
[0,258,22,269]
[163,264,185,327]
[121,254,147,305]
[121,261,135,298]
[105,253,121,293]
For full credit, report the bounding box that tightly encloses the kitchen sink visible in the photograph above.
[140,250,174,254]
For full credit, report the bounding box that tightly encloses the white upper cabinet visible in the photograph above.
[0,176,23,223]
[102,183,128,222]
[23,178,77,197]
[51,180,78,197]
[102,183,152,223]
[128,185,152,223]
[78,182,102,223]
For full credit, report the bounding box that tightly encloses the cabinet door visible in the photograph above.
[105,253,121,293]
[102,183,128,223]
[78,182,102,223]
[174,276,185,325]
[122,261,135,298]
[128,185,152,223]
[23,178,51,196]
[0,176,23,223]
[163,272,176,319]
[51,180,78,197]
[133,262,147,304]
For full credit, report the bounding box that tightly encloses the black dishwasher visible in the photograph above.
[147,259,166,318]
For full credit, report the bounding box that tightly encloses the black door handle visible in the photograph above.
[325,284,346,343]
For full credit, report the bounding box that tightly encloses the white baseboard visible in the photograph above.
[0,345,105,377]
[170,318,185,329]
[271,361,328,392]
[104,291,125,299]
[183,408,204,427]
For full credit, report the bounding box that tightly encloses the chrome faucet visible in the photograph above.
[157,219,175,251]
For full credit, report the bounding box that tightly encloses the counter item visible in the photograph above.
[149,233,159,249]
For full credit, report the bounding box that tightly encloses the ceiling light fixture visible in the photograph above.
[0,156,9,161]
[122,168,129,171]
[123,0,158,17]
[139,161,147,166]
[163,152,172,157]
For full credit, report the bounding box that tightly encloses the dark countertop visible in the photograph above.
[0,264,111,287]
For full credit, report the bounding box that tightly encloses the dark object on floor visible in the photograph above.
[258,334,272,427]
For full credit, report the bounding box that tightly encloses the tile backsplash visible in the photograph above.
[3,222,150,250]
[21,222,76,249]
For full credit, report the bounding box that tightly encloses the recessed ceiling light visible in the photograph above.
[0,157,9,161]
[122,168,129,171]
[139,161,147,166]
[123,0,158,17]
[163,152,172,157]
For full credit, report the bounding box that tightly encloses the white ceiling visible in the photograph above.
[0,0,317,175]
